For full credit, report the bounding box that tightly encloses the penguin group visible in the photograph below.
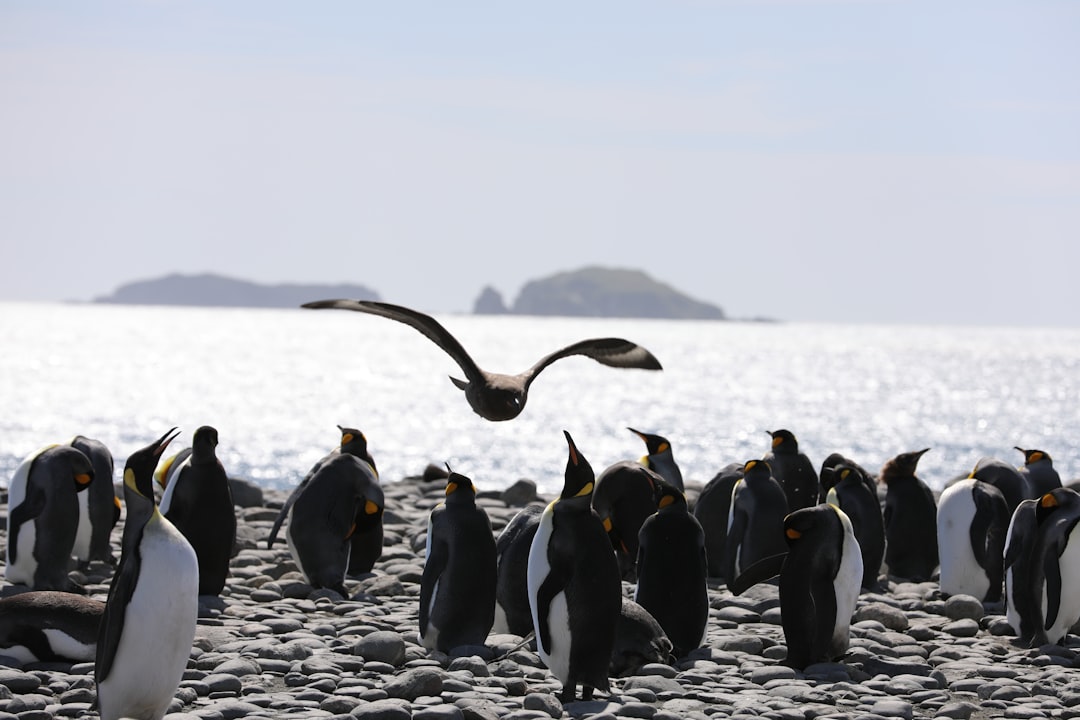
[5,295,1080,715]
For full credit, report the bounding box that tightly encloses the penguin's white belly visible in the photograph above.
[1043,531,1080,645]
[831,529,864,653]
[284,524,306,584]
[73,492,93,562]
[43,628,96,662]
[6,519,38,586]
[98,523,198,720]
[421,578,441,650]
[937,483,988,599]
[527,502,571,682]
[538,591,571,683]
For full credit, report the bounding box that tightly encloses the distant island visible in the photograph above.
[474,266,726,320]
[92,267,732,320]
[92,273,379,309]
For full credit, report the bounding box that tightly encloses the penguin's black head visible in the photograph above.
[767,429,798,454]
[67,449,95,492]
[628,427,671,456]
[881,448,930,484]
[443,467,477,504]
[339,425,377,474]
[191,425,219,462]
[560,431,595,501]
[1016,447,1051,466]
[653,477,686,511]
[124,427,181,499]
[743,459,772,479]
[782,504,835,545]
[1035,487,1080,525]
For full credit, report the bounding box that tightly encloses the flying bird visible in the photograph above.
[302,299,663,421]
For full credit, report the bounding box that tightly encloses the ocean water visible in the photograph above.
[2,301,1078,496]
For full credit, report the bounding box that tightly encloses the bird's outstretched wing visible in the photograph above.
[524,337,663,386]
[302,299,484,383]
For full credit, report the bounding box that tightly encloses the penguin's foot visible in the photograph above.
[581,685,594,701]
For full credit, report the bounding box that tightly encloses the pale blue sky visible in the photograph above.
[3,1,1078,325]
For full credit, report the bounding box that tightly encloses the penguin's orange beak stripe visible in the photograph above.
[345,522,356,539]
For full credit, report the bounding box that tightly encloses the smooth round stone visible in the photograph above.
[855,604,910,631]
[383,668,444,701]
[638,664,678,679]
[748,666,797,684]
[714,606,760,624]
[448,656,491,677]
[205,673,244,694]
[353,632,407,666]
[214,659,262,677]
[350,698,413,719]
[621,676,683,695]
[944,595,985,621]
[522,693,562,718]
[943,619,981,637]
[0,670,40,693]
[412,704,465,720]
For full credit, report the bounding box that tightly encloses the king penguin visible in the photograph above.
[1028,487,1080,646]
[1015,447,1062,497]
[5,444,94,592]
[730,504,863,670]
[159,426,237,596]
[969,456,1032,516]
[528,431,621,703]
[723,459,788,584]
[936,476,1010,601]
[825,463,886,590]
[763,429,819,513]
[269,425,383,576]
[95,428,199,720]
[880,449,939,582]
[591,458,661,580]
[69,436,120,568]
[419,469,498,652]
[692,462,743,580]
[1002,498,1039,642]
[633,479,708,658]
[0,590,104,665]
[628,427,684,492]
[267,451,384,596]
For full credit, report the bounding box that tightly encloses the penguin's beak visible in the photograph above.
[153,427,181,458]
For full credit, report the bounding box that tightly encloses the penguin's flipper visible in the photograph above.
[418,512,449,635]
[535,560,572,655]
[1044,537,1066,630]
[95,531,143,683]
[810,574,839,662]
[7,484,46,565]
[729,552,787,596]
[267,478,310,549]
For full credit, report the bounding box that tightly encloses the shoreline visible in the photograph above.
[0,474,1075,720]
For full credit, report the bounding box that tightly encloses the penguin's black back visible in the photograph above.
[635,498,708,658]
[692,463,742,580]
[829,471,886,590]
[882,475,939,581]
[495,504,544,636]
[592,461,660,580]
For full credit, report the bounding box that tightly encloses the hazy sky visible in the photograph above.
[3,1,1078,325]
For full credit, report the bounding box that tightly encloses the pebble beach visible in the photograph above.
[3,471,1080,720]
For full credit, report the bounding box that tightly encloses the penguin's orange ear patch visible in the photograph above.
[786,528,802,540]
[1030,451,1044,463]
[341,433,355,446]
[446,481,458,496]
[603,517,613,532]
[365,500,380,514]
[659,494,675,509]
[75,473,92,486]
[658,442,670,453]
[573,482,594,498]
[1041,494,1059,508]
